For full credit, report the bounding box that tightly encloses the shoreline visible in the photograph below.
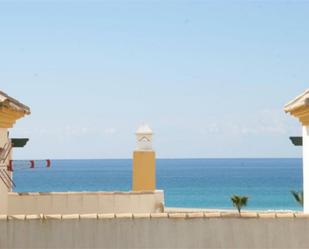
[165,207,301,213]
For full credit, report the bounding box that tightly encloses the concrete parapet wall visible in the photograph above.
[7,190,164,215]
[0,212,309,248]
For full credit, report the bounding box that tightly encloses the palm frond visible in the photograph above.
[231,195,249,213]
[291,190,303,206]
[240,196,248,207]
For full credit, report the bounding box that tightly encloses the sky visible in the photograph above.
[0,1,308,159]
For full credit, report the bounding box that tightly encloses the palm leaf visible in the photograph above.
[291,190,303,206]
[231,195,249,213]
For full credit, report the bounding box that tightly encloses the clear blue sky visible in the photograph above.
[1,1,308,159]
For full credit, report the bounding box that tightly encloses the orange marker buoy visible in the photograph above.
[30,160,35,168]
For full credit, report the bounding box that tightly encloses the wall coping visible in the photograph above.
[8,190,164,196]
[0,212,307,220]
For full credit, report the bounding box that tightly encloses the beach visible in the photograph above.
[14,158,302,211]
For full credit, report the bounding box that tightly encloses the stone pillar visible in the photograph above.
[133,151,156,191]
[132,124,156,191]
[303,126,309,212]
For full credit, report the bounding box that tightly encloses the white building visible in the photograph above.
[285,89,309,212]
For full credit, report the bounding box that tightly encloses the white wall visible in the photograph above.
[303,126,309,212]
[0,128,9,214]
[7,190,164,215]
[0,128,8,148]
[1,215,309,248]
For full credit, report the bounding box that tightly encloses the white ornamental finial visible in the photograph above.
[135,124,153,151]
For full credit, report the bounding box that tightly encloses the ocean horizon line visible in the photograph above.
[13,157,302,161]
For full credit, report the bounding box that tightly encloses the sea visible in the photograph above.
[13,158,302,211]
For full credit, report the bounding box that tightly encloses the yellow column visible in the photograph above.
[132,124,156,191]
[132,151,156,191]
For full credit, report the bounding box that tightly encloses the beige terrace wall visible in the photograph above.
[7,190,164,215]
[1,213,309,248]
[0,128,10,214]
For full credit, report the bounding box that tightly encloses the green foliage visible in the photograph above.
[291,190,303,207]
[231,195,249,214]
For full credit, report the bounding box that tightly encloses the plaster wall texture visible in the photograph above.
[1,215,309,248]
[304,126,309,212]
[0,128,10,214]
[132,151,156,191]
[0,128,7,147]
[7,190,164,215]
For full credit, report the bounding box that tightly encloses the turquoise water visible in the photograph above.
[13,158,302,211]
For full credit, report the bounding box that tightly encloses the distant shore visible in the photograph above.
[165,207,299,213]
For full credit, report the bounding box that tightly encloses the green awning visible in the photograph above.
[11,138,29,148]
[290,137,302,146]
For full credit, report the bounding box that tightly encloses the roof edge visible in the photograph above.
[284,89,309,113]
[0,90,31,115]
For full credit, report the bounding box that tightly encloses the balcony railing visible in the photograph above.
[0,142,15,189]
